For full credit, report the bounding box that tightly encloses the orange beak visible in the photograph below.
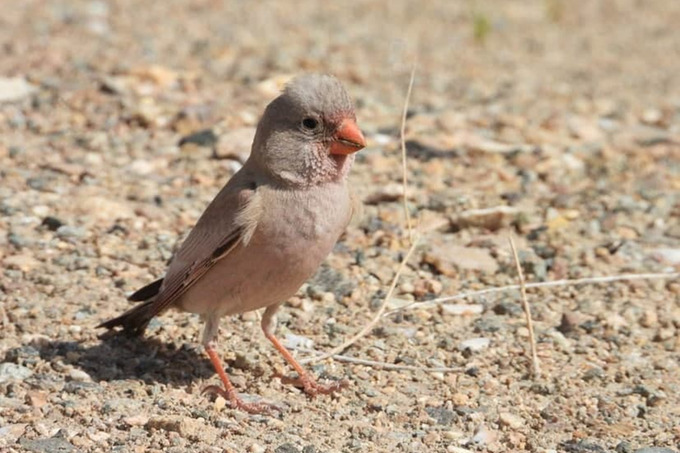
[329,119,366,155]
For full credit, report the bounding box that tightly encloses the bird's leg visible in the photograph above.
[262,304,348,397]
[200,316,279,415]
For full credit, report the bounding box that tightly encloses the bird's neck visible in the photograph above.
[247,148,354,189]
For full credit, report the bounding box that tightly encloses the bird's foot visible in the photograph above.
[201,385,281,415]
[277,374,349,397]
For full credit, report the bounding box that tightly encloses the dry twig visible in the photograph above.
[509,237,541,378]
[302,235,420,365]
[383,272,680,317]
[294,347,461,373]
[400,66,416,243]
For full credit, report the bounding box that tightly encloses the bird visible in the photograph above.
[98,74,366,414]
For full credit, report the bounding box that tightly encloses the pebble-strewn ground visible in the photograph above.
[1,1,679,452]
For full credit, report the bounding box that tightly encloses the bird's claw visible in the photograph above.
[276,374,349,397]
[201,385,282,415]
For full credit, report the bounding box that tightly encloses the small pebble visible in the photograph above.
[458,337,491,352]
[213,396,227,412]
[68,369,92,382]
[499,412,524,429]
[441,304,484,316]
[447,447,473,453]
[0,363,33,383]
[471,424,497,445]
[123,415,149,427]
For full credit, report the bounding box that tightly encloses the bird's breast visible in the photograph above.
[179,183,351,317]
[254,183,350,258]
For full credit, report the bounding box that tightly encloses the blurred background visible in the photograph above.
[1,1,679,452]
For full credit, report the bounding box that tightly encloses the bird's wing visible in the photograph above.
[143,176,262,318]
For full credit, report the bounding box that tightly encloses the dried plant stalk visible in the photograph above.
[509,237,541,378]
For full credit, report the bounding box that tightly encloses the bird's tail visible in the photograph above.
[97,278,164,336]
[97,299,156,336]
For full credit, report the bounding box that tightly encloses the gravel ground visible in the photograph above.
[1,1,679,452]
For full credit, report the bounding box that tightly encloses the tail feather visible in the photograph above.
[99,278,165,336]
[128,278,163,301]
[98,298,157,337]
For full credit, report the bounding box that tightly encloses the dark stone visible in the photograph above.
[493,300,522,316]
[20,437,74,453]
[582,367,605,381]
[520,251,547,280]
[276,443,301,453]
[558,312,580,334]
[473,317,503,334]
[615,442,633,453]
[41,216,64,231]
[405,139,459,161]
[532,244,557,260]
[526,226,547,241]
[501,191,523,204]
[465,367,480,377]
[178,129,217,148]
[107,223,128,235]
[425,406,456,425]
[4,345,41,365]
[27,177,50,191]
[579,319,601,334]
[63,381,99,394]
[530,383,554,395]
[559,440,607,453]
[540,407,559,423]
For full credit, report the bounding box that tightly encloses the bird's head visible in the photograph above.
[250,74,365,188]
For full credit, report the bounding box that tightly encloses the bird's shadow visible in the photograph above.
[34,334,214,385]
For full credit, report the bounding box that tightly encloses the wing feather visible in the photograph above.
[141,173,261,318]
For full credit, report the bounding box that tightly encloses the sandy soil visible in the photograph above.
[1,1,679,452]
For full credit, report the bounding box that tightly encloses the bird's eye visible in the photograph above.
[301,117,319,130]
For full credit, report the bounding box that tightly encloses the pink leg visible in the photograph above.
[202,343,280,415]
[262,304,348,397]
[200,317,279,414]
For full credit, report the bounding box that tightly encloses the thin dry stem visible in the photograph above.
[302,234,420,364]
[509,237,541,378]
[400,66,416,243]
[294,347,461,373]
[383,271,680,317]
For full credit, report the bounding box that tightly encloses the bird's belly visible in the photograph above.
[177,224,340,317]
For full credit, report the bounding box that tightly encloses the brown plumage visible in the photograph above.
[98,74,365,414]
